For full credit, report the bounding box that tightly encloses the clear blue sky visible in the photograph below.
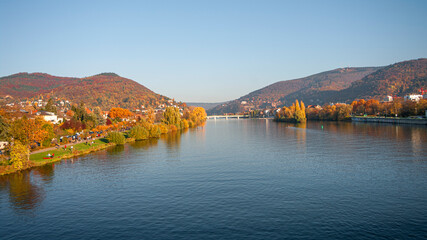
[1,0,427,102]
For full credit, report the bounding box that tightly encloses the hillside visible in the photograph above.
[0,72,78,98]
[336,58,427,102]
[0,72,169,110]
[208,66,381,114]
[209,58,427,115]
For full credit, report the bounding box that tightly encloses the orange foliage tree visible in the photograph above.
[108,107,134,119]
[11,117,50,146]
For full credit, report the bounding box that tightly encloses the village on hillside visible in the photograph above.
[0,96,193,154]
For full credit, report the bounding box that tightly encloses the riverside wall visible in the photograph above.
[351,117,427,125]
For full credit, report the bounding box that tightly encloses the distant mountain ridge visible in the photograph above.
[0,72,169,110]
[208,58,427,115]
[208,66,381,114]
[186,102,225,110]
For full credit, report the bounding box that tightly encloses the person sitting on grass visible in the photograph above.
[47,153,52,157]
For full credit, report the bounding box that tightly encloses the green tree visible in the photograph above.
[129,125,149,140]
[72,102,88,122]
[10,141,30,170]
[43,98,57,114]
[41,123,55,147]
[93,107,106,126]
[0,115,11,141]
[107,131,125,145]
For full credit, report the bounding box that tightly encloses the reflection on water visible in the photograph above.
[161,130,185,150]
[107,144,125,155]
[33,164,55,184]
[130,138,159,150]
[0,168,47,213]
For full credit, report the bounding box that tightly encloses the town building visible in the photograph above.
[404,94,423,102]
[36,111,63,124]
[383,95,393,102]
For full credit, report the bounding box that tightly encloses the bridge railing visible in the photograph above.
[206,115,249,120]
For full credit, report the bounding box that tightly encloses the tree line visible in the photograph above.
[275,98,427,122]
[0,103,207,171]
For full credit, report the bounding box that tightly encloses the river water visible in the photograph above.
[1,120,426,239]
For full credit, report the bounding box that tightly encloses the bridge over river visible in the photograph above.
[206,115,249,120]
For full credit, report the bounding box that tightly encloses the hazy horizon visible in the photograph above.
[1,0,427,102]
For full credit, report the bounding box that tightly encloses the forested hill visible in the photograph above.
[335,58,427,102]
[0,72,169,110]
[0,72,79,98]
[208,66,381,115]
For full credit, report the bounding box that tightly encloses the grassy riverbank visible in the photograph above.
[0,137,137,176]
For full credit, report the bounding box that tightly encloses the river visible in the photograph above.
[1,120,426,239]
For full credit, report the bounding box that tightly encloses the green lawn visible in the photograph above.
[30,138,110,162]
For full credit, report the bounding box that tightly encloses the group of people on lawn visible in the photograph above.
[47,141,96,158]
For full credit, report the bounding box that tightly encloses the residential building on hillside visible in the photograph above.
[383,95,393,102]
[36,111,63,124]
[0,141,8,150]
[404,94,423,102]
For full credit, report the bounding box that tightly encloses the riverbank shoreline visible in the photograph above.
[0,137,136,176]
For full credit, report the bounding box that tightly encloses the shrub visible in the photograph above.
[107,131,126,145]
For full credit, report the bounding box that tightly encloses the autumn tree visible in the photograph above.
[129,125,149,140]
[10,141,30,170]
[163,107,181,126]
[335,104,352,120]
[60,118,86,132]
[66,110,75,117]
[364,99,380,115]
[190,107,207,124]
[11,117,49,146]
[145,107,155,123]
[390,99,402,117]
[107,131,125,145]
[108,107,134,120]
[294,100,306,123]
[351,99,366,115]
[149,125,161,138]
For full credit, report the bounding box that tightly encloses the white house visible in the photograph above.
[404,94,423,102]
[0,141,9,150]
[36,111,62,124]
[383,95,393,102]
